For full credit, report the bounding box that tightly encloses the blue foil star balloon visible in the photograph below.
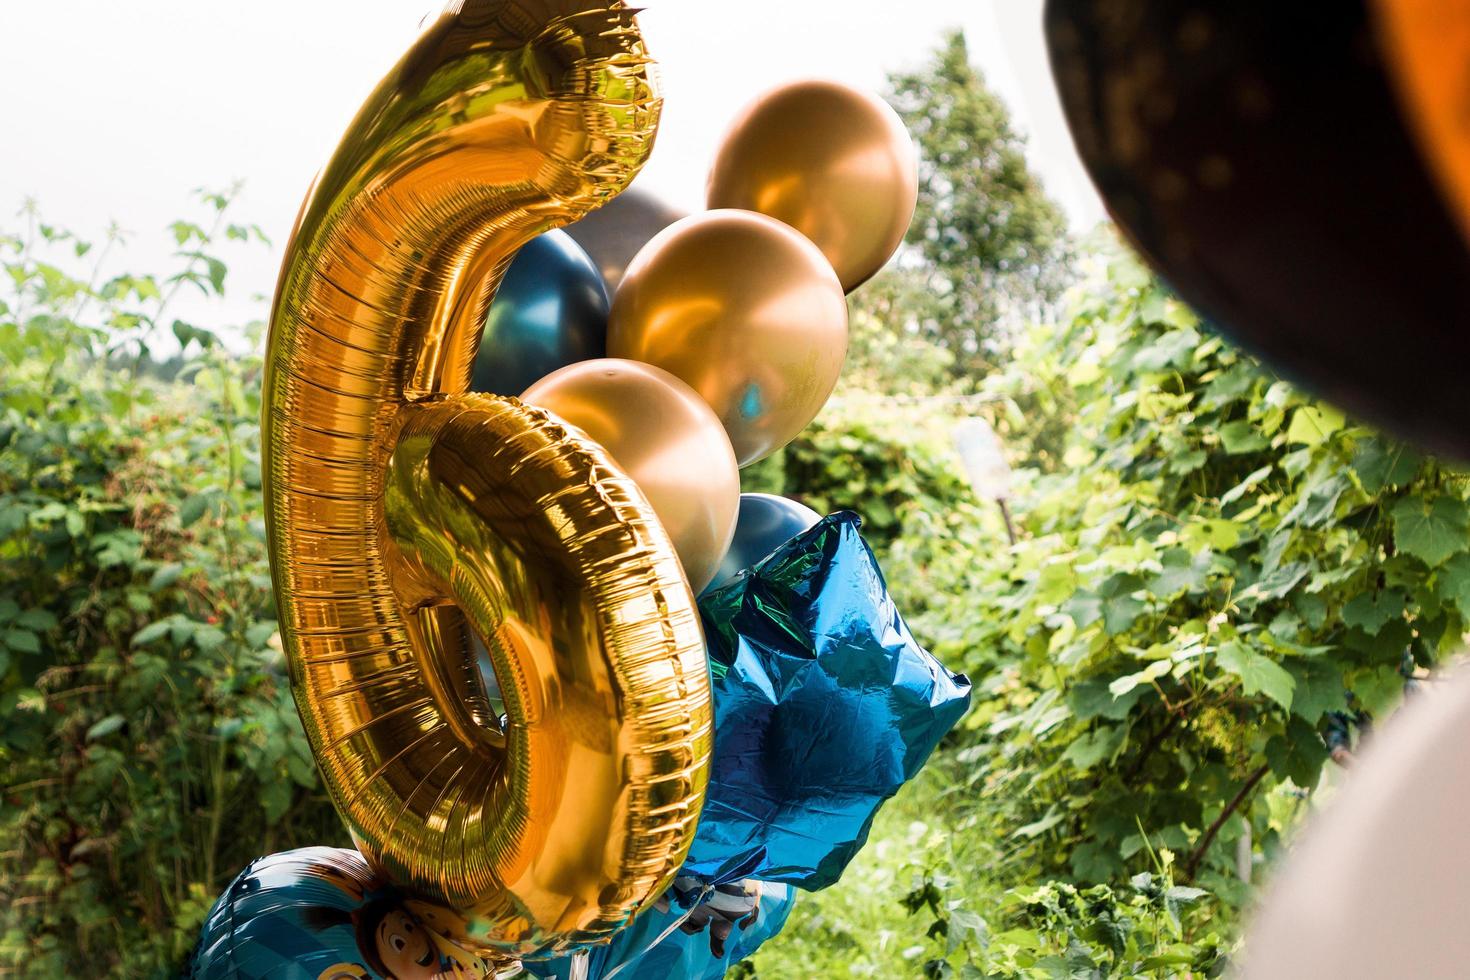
[686,512,972,890]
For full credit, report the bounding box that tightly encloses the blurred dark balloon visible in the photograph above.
[704,493,821,594]
[562,186,688,289]
[1044,0,1470,460]
[471,230,609,397]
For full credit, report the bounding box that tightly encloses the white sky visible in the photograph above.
[0,0,1104,334]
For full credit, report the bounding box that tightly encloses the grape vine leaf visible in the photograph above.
[1216,641,1295,710]
[1390,496,1469,567]
[1284,659,1348,724]
[1340,590,1406,636]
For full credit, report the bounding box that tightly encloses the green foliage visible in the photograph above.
[923,242,1465,895]
[750,239,1463,976]
[0,195,341,975]
[877,30,1072,375]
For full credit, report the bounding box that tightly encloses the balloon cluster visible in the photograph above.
[189,2,967,978]
[483,76,921,594]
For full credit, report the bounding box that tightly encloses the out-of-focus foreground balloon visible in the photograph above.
[1239,670,1470,978]
[261,0,711,957]
[1375,0,1470,244]
[607,209,849,467]
[521,358,740,594]
[1044,0,1470,459]
[562,186,687,290]
[704,493,821,595]
[706,80,919,292]
[471,230,609,397]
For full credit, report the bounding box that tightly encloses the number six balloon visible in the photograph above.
[261,0,711,959]
[1044,1,1470,459]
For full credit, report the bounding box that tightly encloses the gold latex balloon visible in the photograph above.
[1375,0,1470,244]
[260,0,712,958]
[706,80,919,292]
[606,209,849,467]
[521,359,740,594]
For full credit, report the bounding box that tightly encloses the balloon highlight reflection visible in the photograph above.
[521,358,740,594]
[607,210,849,467]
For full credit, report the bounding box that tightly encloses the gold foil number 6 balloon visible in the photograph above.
[261,0,712,957]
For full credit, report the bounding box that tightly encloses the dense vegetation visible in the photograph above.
[0,194,345,974]
[746,241,1463,977]
[3,33,1463,980]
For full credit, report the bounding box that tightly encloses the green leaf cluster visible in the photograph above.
[0,195,340,975]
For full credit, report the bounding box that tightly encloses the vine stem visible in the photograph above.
[1183,762,1268,881]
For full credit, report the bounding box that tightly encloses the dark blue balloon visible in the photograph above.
[472,229,610,396]
[703,493,822,595]
[685,513,972,891]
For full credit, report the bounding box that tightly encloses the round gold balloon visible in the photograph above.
[606,209,849,467]
[260,0,712,957]
[706,80,919,292]
[522,358,741,594]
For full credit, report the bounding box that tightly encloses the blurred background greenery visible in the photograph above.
[3,32,1465,978]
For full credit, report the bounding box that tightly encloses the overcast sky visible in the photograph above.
[1,0,1105,333]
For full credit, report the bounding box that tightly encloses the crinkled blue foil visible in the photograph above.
[524,880,794,980]
[682,511,972,890]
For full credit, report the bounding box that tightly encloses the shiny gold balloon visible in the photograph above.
[261,0,712,958]
[1376,0,1470,243]
[522,359,740,594]
[606,209,849,467]
[706,80,919,292]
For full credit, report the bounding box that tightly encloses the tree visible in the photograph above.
[873,30,1070,377]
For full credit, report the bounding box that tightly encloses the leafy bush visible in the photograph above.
[945,243,1468,896]
[0,196,343,975]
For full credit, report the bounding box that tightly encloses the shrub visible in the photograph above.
[0,196,343,975]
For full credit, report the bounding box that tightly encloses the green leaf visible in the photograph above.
[1437,553,1470,618]
[149,562,184,590]
[1265,717,1329,786]
[1216,641,1296,710]
[1341,591,1406,636]
[1350,664,1405,718]
[1352,438,1421,494]
[2,629,40,654]
[14,609,56,631]
[1012,808,1066,839]
[1285,659,1348,724]
[1109,660,1170,698]
[1391,496,1469,567]
[1062,590,1102,629]
[1285,405,1344,446]
[1063,726,1125,771]
[85,715,126,741]
[131,620,173,647]
[1219,465,1273,506]
[1218,420,1267,455]
[1151,548,1211,598]
[178,494,209,528]
[1098,573,1147,635]
[1239,561,1309,604]
[1069,679,1146,721]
